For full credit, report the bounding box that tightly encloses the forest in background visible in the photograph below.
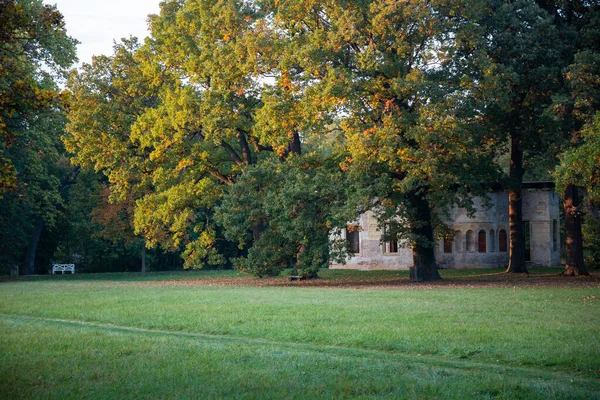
[1,0,599,280]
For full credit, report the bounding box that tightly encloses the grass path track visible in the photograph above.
[1,312,597,391]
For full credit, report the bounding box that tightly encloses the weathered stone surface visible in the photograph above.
[331,188,561,270]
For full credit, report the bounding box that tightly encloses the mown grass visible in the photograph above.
[0,268,599,399]
[0,266,566,282]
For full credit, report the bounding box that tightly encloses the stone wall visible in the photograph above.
[330,211,413,270]
[521,191,561,267]
[330,188,561,270]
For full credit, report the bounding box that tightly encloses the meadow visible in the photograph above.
[1,268,599,399]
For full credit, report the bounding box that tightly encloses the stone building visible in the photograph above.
[331,183,561,270]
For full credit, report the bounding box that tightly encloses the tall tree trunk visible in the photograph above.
[141,244,147,277]
[23,219,44,275]
[287,131,304,268]
[563,184,588,276]
[410,194,441,281]
[288,131,302,155]
[506,132,528,273]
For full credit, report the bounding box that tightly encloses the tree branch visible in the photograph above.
[208,169,234,185]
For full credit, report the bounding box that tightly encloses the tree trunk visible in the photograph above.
[290,131,302,262]
[506,132,527,273]
[296,244,306,265]
[563,184,588,276]
[410,194,441,281]
[238,133,253,165]
[288,131,302,155]
[141,244,147,277]
[23,219,44,275]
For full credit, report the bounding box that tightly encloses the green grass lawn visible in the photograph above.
[0,269,599,399]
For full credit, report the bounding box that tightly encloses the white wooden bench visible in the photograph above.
[52,264,75,274]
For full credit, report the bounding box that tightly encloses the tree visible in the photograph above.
[217,148,363,278]
[469,0,567,274]
[64,38,166,275]
[43,169,184,274]
[0,0,76,196]
[556,114,600,205]
[91,183,152,275]
[542,1,600,276]
[64,1,302,272]
[257,0,504,281]
[553,23,600,276]
[0,0,77,274]
[0,103,79,274]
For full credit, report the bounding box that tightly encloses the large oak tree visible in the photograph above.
[257,0,504,280]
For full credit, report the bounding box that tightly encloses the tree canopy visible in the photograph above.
[0,0,77,195]
[4,0,599,279]
[0,0,78,274]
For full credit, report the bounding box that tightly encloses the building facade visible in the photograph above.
[331,185,561,270]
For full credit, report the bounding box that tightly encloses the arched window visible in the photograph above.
[388,238,398,253]
[454,231,464,252]
[490,230,496,252]
[478,230,487,253]
[443,236,453,254]
[498,229,508,252]
[553,220,558,252]
[346,226,360,254]
[466,230,476,252]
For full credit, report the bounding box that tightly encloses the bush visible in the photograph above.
[218,153,359,278]
[583,213,600,270]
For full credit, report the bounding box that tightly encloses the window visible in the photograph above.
[490,230,496,252]
[553,220,558,252]
[466,230,476,252]
[383,224,399,254]
[346,227,360,254]
[498,229,507,252]
[478,230,487,253]
[443,236,453,254]
[388,239,399,253]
